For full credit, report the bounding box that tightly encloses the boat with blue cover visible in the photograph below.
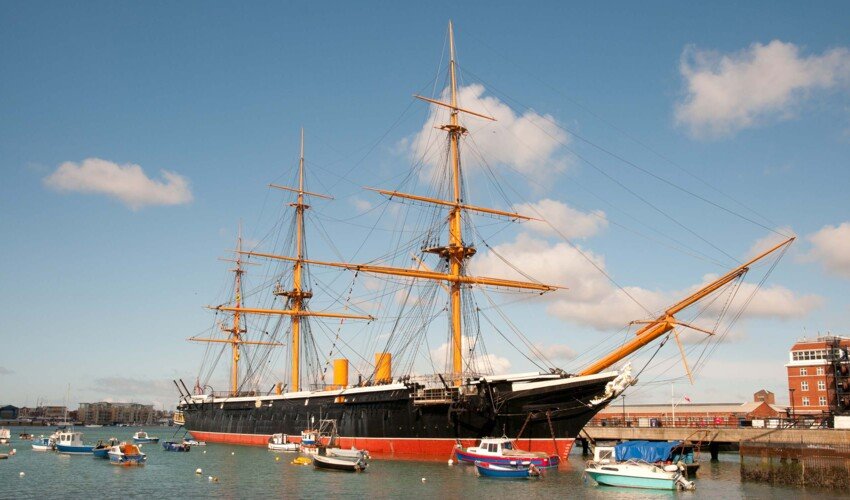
[55,431,94,454]
[584,442,695,491]
[132,431,159,444]
[455,437,559,468]
[475,461,541,479]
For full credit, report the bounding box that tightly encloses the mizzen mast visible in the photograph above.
[190,224,283,396]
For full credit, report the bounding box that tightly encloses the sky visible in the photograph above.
[1,1,849,410]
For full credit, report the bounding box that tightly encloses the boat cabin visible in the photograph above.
[467,437,516,456]
[593,446,615,464]
[56,431,83,446]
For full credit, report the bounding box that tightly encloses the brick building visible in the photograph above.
[590,391,784,427]
[78,402,155,425]
[786,336,850,415]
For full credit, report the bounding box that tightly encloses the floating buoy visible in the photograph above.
[231,452,235,456]
[447,459,453,466]
[11,449,17,455]
[421,477,426,482]
[195,468,203,475]
[19,472,25,477]
[203,450,207,454]
[275,456,280,462]
[208,475,218,482]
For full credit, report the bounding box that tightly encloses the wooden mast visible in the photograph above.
[578,236,795,376]
[189,225,282,396]
[239,23,561,387]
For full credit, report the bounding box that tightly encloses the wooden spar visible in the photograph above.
[269,184,333,200]
[446,20,464,385]
[578,236,795,376]
[239,250,562,292]
[208,306,373,321]
[412,95,496,121]
[364,188,539,220]
[187,338,283,346]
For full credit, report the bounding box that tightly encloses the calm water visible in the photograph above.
[1,426,847,499]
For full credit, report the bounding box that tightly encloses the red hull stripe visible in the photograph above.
[189,430,574,460]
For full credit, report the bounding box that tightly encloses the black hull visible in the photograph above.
[180,373,618,456]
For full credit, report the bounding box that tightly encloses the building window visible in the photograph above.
[818,381,826,391]
[817,367,824,375]
[801,381,809,391]
[800,368,807,376]
[802,397,810,406]
[819,396,828,406]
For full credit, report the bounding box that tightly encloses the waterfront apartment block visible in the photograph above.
[78,402,155,425]
[786,335,850,415]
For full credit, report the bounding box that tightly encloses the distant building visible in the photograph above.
[78,402,154,425]
[591,393,784,428]
[753,389,775,405]
[0,405,19,420]
[786,335,850,415]
[41,406,67,420]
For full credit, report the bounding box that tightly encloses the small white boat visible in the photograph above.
[108,443,147,466]
[32,436,55,451]
[268,434,299,452]
[327,447,370,461]
[0,427,10,445]
[585,460,694,490]
[454,437,559,467]
[132,430,159,444]
[313,453,367,472]
[183,438,206,447]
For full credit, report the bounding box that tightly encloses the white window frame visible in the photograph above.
[819,396,827,406]
[817,367,824,376]
[802,397,810,407]
[818,380,826,391]
[801,381,809,391]
[800,368,808,376]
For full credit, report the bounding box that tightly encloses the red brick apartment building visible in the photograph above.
[786,335,850,415]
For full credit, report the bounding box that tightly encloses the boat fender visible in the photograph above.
[663,464,679,472]
[448,459,453,466]
[20,472,25,477]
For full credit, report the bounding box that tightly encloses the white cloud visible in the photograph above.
[44,157,193,210]
[473,233,819,330]
[541,344,577,362]
[804,222,850,278]
[408,84,570,180]
[513,199,607,239]
[0,366,13,375]
[676,40,850,137]
[431,336,512,375]
[350,197,373,213]
[87,377,178,407]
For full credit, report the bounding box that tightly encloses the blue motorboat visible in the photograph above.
[55,431,94,454]
[455,437,559,468]
[475,461,541,479]
[132,431,159,444]
[162,441,191,452]
[92,438,120,458]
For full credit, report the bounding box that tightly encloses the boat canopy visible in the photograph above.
[614,441,682,463]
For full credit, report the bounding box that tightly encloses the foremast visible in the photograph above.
[210,130,374,393]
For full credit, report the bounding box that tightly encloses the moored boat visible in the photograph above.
[162,441,191,452]
[183,438,205,446]
[268,433,299,452]
[313,453,367,472]
[475,461,541,479]
[0,427,10,444]
[132,431,159,444]
[92,438,120,458]
[327,447,370,461]
[32,436,55,451]
[108,443,147,466]
[55,431,94,454]
[19,433,34,440]
[455,437,559,468]
[585,460,695,491]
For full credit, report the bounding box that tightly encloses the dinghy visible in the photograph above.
[475,461,541,479]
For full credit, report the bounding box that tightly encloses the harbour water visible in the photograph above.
[0,426,845,499]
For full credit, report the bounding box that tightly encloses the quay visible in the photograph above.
[580,425,850,460]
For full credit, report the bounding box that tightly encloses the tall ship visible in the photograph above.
[176,22,793,458]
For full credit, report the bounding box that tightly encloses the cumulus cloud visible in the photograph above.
[408,84,570,180]
[350,197,374,213]
[746,227,796,259]
[513,199,607,239]
[0,366,13,375]
[431,336,512,375]
[88,377,178,406]
[675,40,850,137]
[540,344,577,362]
[44,158,193,210]
[804,222,850,278]
[473,233,820,330]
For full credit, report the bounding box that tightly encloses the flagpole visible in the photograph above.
[671,382,675,427]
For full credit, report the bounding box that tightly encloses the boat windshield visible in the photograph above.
[503,442,513,450]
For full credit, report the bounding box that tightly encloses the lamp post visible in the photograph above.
[789,388,796,425]
[622,394,626,427]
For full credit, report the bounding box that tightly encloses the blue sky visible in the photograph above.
[2,1,849,409]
